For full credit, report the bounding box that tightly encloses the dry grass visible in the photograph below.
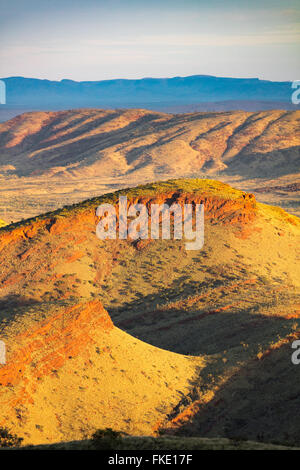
[0,178,299,447]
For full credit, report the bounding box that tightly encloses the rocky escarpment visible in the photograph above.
[0,301,112,406]
[0,185,259,298]
[0,185,257,251]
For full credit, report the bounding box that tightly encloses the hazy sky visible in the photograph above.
[0,0,299,81]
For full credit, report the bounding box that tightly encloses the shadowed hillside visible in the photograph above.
[15,435,300,451]
[166,337,300,446]
[0,178,299,446]
[0,299,202,445]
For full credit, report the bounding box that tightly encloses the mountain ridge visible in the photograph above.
[1,108,299,179]
[1,75,296,109]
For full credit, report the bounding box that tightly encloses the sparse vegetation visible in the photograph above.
[0,428,23,448]
[0,177,299,447]
[91,428,125,449]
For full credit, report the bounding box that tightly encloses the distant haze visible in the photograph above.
[0,75,299,114]
[0,0,299,81]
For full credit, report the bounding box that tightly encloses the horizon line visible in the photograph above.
[0,74,294,84]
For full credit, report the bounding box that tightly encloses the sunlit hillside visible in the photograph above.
[0,179,299,446]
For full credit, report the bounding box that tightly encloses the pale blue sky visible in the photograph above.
[0,0,299,81]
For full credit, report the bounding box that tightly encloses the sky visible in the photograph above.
[0,0,299,81]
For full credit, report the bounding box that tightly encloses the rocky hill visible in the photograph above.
[0,179,299,446]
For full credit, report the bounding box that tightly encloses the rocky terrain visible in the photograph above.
[0,179,299,446]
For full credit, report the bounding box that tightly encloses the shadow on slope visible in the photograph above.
[167,339,300,447]
[225,146,300,178]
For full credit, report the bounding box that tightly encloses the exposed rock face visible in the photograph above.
[0,188,257,253]
[0,297,202,445]
[0,301,112,390]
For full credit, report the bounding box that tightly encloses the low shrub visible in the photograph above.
[0,428,23,448]
[91,428,124,450]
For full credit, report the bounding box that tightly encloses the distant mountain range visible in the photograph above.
[0,75,298,118]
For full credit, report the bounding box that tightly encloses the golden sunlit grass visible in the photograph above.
[0,178,299,447]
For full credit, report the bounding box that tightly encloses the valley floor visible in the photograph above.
[0,173,299,224]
